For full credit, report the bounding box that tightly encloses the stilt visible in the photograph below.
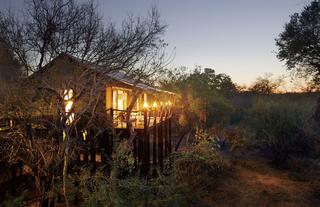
[153,110,157,167]
[158,116,164,172]
[168,118,172,154]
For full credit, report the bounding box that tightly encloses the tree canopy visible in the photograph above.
[0,0,167,81]
[248,74,283,94]
[276,0,320,85]
[161,67,236,126]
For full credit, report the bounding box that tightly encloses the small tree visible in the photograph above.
[248,74,283,94]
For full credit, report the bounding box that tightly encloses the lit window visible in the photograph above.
[63,89,74,125]
[113,89,127,110]
[143,93,148,108]
[112,90,117,109]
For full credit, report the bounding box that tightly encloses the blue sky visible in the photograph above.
[1,0,312,85]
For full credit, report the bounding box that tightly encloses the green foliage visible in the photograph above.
[174,128,227,191]
[276,0,320,85]
[78,169,186,207]
[2,193,24,207]
[161,66,236,126]
[113,140,136,177]
[77,129,228,207]
[249,98,313,164]
[208,94,235,125]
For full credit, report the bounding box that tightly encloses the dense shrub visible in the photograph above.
[78,169,186,207]
[174,128,228,190]
[249,99,314,164]
[207,95,235,126]
[2,194,24,207]
[76,128,228,207]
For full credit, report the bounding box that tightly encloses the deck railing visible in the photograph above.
[107,107,173,129]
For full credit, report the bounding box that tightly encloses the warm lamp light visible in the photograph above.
[64,89,74,100]
[66,113,75,125]
[82,130,88,141]
[65,100,73,113]
[143,102,149,108]
[64,89,75,125]
[152,101,158,108]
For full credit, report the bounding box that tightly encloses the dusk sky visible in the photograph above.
[1,0,312,85]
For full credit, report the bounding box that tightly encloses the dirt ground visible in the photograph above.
[201,157,320,207]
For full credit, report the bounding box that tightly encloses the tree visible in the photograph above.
[248,74,283,94]
[0,0,166,77]
[161,67,236,127]
[276,0,320,85]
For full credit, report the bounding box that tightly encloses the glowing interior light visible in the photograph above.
[63,130,66,141]
[82,130,88,141]
[143,102,149,108]
[168,101,172,106]
[152,102,158,108]
[66,113,75,125]
[64,89,74,101]
[165,102,169,106]
[160,101,163,106]
[65,100,73,113]
[64,89,74,125]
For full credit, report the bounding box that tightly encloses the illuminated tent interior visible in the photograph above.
[29,54,177,129]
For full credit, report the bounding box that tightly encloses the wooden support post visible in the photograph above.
[158,116,164,172]
[126,107,129,130]
[168,117,172,154]
[145,130,150,176]
[133,132,138,168]
[84,132,89,163]
[164,110,168,157]
[153,110,157,167]
[142,109,149,176]
[138,135,143,165]
[110,107,114,127]
[89,129,96,171]
[100,130,107,165]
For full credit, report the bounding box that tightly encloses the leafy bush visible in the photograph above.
[207,125,247,151]
[113,140,136,178]
[207,95,235,126]
[78,169,186,207]
[76,129,228,207]
[250,98,313,164]
[2,194,24,207]
[174,128,228,190]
